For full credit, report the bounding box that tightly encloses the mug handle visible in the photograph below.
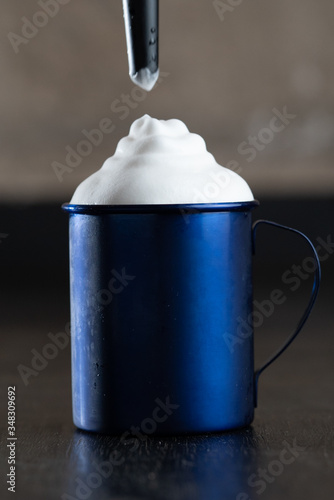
[252,219,321,406]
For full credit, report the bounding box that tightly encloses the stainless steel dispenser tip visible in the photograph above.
[122,0,159,91]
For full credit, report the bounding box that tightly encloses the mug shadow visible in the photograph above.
[62,426,259,500]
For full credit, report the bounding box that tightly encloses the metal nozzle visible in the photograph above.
[122,0,159,91]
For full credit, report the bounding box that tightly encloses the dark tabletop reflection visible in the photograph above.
[62,428,259,500]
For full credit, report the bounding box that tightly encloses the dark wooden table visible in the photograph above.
[1,282,333,500]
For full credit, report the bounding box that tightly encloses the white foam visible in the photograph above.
[130,68,159,91]
[70,115,254,205]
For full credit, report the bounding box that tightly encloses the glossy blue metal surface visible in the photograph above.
[63,202,258,434]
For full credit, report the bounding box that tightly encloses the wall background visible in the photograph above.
[1,0,333,202]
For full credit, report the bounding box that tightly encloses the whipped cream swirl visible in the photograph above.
[70,115,254,204]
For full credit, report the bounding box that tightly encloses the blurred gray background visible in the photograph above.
[1,0,333,202]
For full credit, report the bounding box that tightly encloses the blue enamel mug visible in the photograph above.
[62,201,320,434]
